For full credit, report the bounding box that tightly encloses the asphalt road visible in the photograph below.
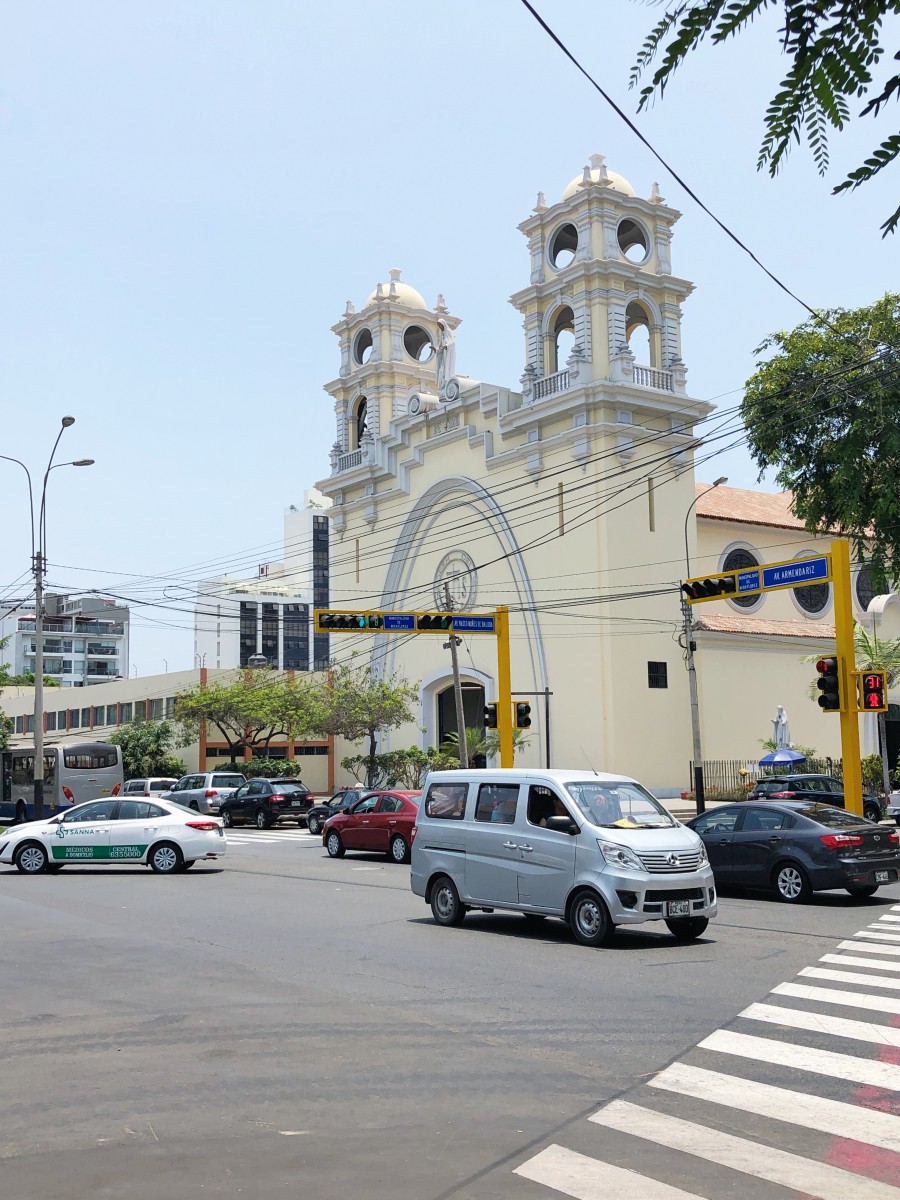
[0,828,897,1199]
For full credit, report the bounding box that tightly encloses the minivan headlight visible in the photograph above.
[697,841,709,866]
[597,840,644,872]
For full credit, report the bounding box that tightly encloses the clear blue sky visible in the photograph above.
[1,1,897,674]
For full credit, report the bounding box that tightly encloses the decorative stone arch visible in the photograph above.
[346,393,368,450]
[419,663,494,761]
[373,476,550,752]
[623,292,662,367]
[542,297,580,373]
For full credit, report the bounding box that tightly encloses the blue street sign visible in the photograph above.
[762,557,829,589]
[453,615,496,633]
[383,614,416,630]
[737,568,761,594]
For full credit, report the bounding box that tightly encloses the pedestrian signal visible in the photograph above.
[860,670,888,713]
[815,656,841,711]
[515,702,532,729]
[681,575,737,602]
[484,702,498,729]
[315,610,384,632]
[416,613,453,631]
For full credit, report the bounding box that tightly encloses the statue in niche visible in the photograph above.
[436,320,457,401]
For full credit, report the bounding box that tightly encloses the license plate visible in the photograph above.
[291,800,302,807]
[876,871,890,883]
[665,899,690,917]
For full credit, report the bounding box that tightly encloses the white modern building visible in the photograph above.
[0,593,130,687]
[194,489,332,672]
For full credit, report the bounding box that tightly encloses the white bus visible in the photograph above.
[0,742,124,823]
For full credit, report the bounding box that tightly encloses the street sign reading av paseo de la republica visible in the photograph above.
[682,553,832,604]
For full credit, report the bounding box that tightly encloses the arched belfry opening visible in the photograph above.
[352,397,368,449]
[625,301,653,367]
[550,306,575,372]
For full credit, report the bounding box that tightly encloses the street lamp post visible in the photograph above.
[682,476,727,816]
[0,418,93,821]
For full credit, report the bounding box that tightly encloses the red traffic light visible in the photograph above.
[861,671,887,712]
[681,575,737,602]
[815,656,841,711]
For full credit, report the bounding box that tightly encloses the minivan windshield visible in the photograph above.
[564,780,677,829]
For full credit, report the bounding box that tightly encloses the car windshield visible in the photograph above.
[271,783,307,794]
[794,804,870,828]
[563,780,676,828]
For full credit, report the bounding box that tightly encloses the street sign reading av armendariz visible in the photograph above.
[736,555,831,598]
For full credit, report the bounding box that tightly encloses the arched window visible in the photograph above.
[352,397,368,449]
[855,565,875,613]
[552,306,575,372]
[722,546,761,610]
[625,301,652,366]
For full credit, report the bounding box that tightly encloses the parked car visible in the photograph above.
[323,791,421,863]
[123,777,179,798]
[747,774,884,824]
[0,796,226,873]
[163,771,247,814]
[306,788,366,837]
[687,800,900,902]
[218,779,313,829]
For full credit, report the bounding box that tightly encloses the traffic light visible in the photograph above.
[515,702,532,729]
[484,702,498,729]
[416,613,453,631]
[860,670,888,713]
[315,611,384,632]
[815,656,841,711]
[681,575,737,602]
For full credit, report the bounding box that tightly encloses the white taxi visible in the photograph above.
[0,797,226,874]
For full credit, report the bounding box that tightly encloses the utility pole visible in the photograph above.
[443,583,468,768]
[682,597,705,815]
[33,550,45,820]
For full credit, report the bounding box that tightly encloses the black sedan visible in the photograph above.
[687,801,900,903]
[218,779,312,829]
[305,788,366,837]
[747,774,883,823]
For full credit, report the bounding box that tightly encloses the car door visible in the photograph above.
[109,800,166,862]
[368,794,404,852]
[515,785,577,911]
[691,806,741,881]
[230,783,252,822]
[730,806,792,885]
[246,780,267,819]
[342,794,380,849]
[465,782,523,904]
[50,799,119,864]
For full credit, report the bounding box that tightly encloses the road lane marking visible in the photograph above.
[739,1001,900,1048]
[840,940,900,957]
[800,966,900,991]
[513,1144,705,1199]
[590,1099,900,1200]
[773,981,900,1015]
[698,1027,900,1090]
[649,1062,900,1151]
[873,915,900,923]
[823,953,900,973]
[855,930,900,942]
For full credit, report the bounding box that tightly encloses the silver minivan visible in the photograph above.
[410,769,717,947]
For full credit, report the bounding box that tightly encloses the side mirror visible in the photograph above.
[545,815,579,835]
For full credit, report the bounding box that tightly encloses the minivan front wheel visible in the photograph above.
[430,875,466,926]
[569,889,613,947]
[666,916,709,940]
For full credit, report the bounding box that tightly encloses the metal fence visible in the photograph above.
[686,758,843,801]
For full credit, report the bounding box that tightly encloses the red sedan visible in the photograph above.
[322,790,421,863]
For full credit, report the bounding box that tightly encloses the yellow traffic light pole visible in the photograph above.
[831,539,863,817]
[495,606,514,767]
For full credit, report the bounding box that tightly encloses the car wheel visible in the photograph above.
[255,809,272,830]
[148,842,183,874]
[773,861,812,903]
[847,883,879,898]
[430,875,466,926]
[220,809,234,828]
[389,834,410,864]
[569,889,613,947]
[15,842,48,873]
[308,816,321,836]
[326,830,345,858]
[864,804,883,823]
[665,916,709,940]
[188,801,200,812]
[14,801,26,825]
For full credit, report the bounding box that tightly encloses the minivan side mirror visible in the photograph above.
[546,815,579,835]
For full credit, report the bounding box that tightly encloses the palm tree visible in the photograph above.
[441,725,531,766]
[853,623,900,801]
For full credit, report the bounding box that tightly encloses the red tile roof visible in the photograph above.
[695,484,812,531]
[694,612,835,640]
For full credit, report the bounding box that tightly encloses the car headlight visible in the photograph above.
[597,840,644,871]
[697,841,709,866]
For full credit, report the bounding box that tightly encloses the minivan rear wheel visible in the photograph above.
[569,889,613,947]
[430,875,466,926]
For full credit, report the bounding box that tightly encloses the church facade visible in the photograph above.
[314,156,855,792]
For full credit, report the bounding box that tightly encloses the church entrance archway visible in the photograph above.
[438,682,487,767]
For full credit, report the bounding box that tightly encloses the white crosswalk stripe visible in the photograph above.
[514,911,900,1197]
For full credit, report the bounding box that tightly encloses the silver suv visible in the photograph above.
[165,771,247,814]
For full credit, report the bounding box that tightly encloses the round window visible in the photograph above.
[403,325,434,362]
[617,219,649,263]
[353,328,374,365]
[722,548,760,609]
[549,223,578,269]
[793,577,830,615]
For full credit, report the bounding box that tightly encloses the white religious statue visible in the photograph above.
[436,319,457,401]
[772,705,791,749]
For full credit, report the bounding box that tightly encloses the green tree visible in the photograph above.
[109,718,186,780]
[740,295,900,583]
[632,1,900,234]
[315,661,418,788]
[441,725,531,765]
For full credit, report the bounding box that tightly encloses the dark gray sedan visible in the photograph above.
[687,801,900,902]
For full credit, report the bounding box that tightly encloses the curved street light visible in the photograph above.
[0,418,94,820]
[682,476,727,816]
